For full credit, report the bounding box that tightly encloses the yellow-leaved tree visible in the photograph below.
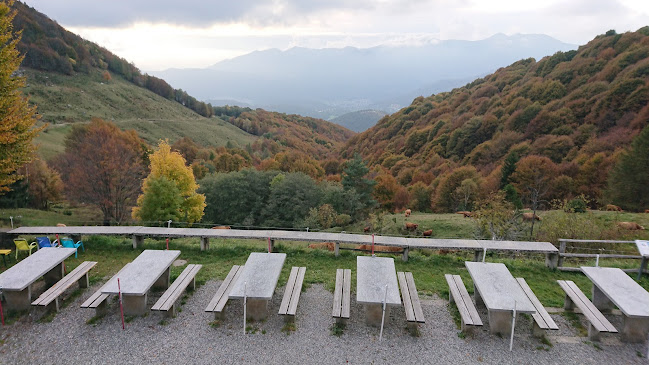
[133,140,206,224]
[0,0,42,194]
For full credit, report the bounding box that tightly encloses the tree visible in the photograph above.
[373,169,399,211]
[341,154,376,212]
[133,140,206,224]
[606,125,649,211]
[500,151,519,189]
[24,159,63,210]
[132,176,182,223]
[408,182,431,212]
[511,155,557,236]
[262,172,322,228]
[433,166,481,212]
[0,1,42,194]
[474,191,523,240]
[57,119,145,225]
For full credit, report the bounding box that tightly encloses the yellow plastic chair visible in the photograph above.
[14,238,38,260]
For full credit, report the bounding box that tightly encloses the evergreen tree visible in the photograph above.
[0,1,42,194]
[341,154,376,212]
[500,151,519,189]
[606,125,649,211]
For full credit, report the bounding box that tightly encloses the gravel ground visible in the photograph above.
[0,279,647,364]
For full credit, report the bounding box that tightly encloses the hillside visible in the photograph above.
[341,28,649,206]
[330,110,388,132]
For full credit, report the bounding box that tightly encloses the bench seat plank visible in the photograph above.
[341,269,351,319]
[557,280,617,333]
[205,265,244,313]
[32,261,97,307]
[445,274,483,326]
[279,267,300,315]
[287,267,306,316]
[332,269,343,317]
[152,264,202,311]
[405,272,425,323]
[516,277,558,330]
[81,263,131,309]
[332,269,351,319]
[397,272,415,322]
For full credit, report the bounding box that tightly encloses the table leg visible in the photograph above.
[246,299,269,321]
[488,310,513,336]
[364,303,390,327]
[591,285,614,312]
[44,262,64,286]
[2,286,32,311]
[153,267,171,289]
[122,294,148,316]
[639,257,648,281]
[621,316,649,343]
[473,284,484,308]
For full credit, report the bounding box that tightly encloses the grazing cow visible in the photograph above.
[212,226,231,229]
[605,204,623,212]
[56,223,66,227]
[645,209,649,213]
[364,226,371,233]
[617,222,645,230]
[405,222,419,231]
[422,229,433,237]
[456,211,472,218]
[357,244,403,253]
[522,212,542,221]
[404,209,411,217]
[308,242,336,251]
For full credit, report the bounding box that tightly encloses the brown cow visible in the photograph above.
[645,209,649,213]
[456,211,472,218]
[404,209,411,217]
[56,223,66,227]
[522,212,542,221]
[212,226,231,229]
[308,242,336,251]
[422,229,433,237]
[357,244,403,253]
[405,222,419,231]
[605,204,623,212]
[364,226,371,233]
[617,222,645,230]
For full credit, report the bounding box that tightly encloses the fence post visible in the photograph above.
[557,240,566,268]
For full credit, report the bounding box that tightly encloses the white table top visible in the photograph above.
[229,252,286,300]
[356,256,401,306]
[465,261,536,313]
[581,266,649,318]
[102,250,180,295]
[0,248,76,291]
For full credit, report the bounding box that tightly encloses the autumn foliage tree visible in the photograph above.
[133,141,206,224]
[56,119,145,225]
[23,158,62,209]
[606,124,649,211]
[0,0,42,194]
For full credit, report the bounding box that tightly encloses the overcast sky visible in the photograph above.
[22,0,649,71]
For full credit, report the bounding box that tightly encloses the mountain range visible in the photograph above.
[153,35,576,130]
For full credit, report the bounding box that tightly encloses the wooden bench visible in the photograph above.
[332,268,351,324]
[278,266,306,321]
[81,263,130,316]
[205,265,244,319]
[515,277,558,337]
[31,261,97,312]
[152,264,202,317]
[557,280,617,341]
[397,272,425,332]
[445,274,483,332]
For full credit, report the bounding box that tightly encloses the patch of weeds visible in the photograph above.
[281,321,296,335]
[124,315,135,323]
[245,325,259,334]
[86,315,104,326]
[38,311,57,323]
[330,322,345,337]
[158,319,168,326]
[261,329,267,335]
[539,335,553,348]
[447,303,462,329]
[562,312,587,337]
[3,310,29,325]
[407,325,421,337]
[583,340,602,351]
[208,320,221,328]
[637,351,644,358]
[457,331,466,339]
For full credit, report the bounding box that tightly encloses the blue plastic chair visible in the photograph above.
[60,237,85,258]
[36,236,59,249]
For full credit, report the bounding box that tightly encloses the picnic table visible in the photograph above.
[356,256,401,326]
[465,261,536,335]
[102,249,180,316]
[581,266,649,342]
[0,247,76,311]
[229,252,286,320]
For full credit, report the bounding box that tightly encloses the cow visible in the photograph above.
[617,222,645,230]
[422,229,433,237]
[357,244,403,253]
[212,226,231,229]
[605,204,623,212]
[363,226,371,233]
[404,209,411,217]
[645,209,649,213]
[308,242,336,251]
[522,212,542,221]
[405,222,419,231]
[56,223,66,227]
[456,211,472,218]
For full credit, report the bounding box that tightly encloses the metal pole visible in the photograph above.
[372,234,375,256]
[118,278,125,330]
[482,247,486,263]
[0,287,4,325]
[243,281,247,335]
[379,284,388,341]
[509,300,517,351]
[9,216,13,229]
[167,220,172,228]
[595,254,599,267]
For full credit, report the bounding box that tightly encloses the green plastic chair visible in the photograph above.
[14,238,38,260]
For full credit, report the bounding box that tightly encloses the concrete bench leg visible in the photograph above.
[166,304,177,318]
[621,316,649,343]
[44,263,64,287]
[364,303,389,327]
[545,253,558,269]
[587,323,601,341]
[246,299,269,321]
[402,247,409,262]
[95,300,109,317]
[122,294,148,316]
[591,285,614,312]
[335,317,347,325]
[473,285,484,308]
[532,322,545,338]
[200,237,209,251]
[153,268,171,289]
[488,310,513,336]
[334,243,340,257]
[45,298,60,313]
[78,273,89,289]
[3,287,32,311]
[563,294,574,310]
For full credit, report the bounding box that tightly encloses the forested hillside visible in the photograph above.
[341,28,649,211]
